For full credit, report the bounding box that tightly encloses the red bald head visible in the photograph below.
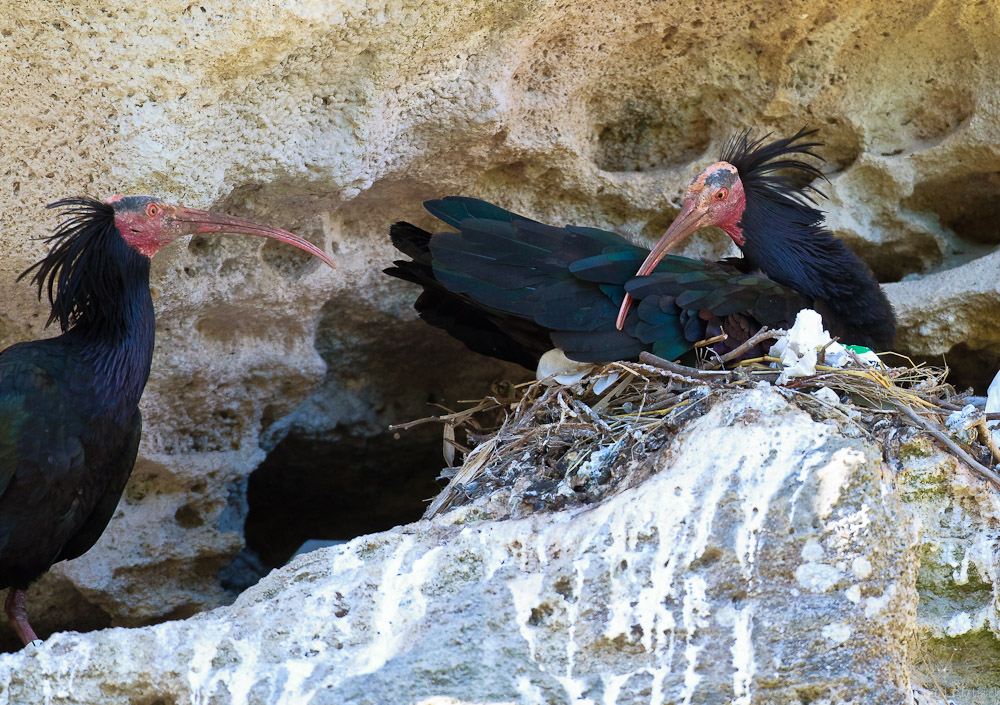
[680,162,747,245]
[615,162,748,329]
[105,195,336,268]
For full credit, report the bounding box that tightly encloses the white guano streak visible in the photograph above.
[554,555,593,704]
[730,605,755,705]
[353,536,443,675]
[509,573,546,663]
[679,575,709,704]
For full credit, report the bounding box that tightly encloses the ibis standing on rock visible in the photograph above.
[0,196,335,647]
[385,129,895,370]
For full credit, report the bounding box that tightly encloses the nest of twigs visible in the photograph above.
[395,331,1000,520]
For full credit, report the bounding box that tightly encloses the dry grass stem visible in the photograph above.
[405,347,995,519]
[704,327,785,370]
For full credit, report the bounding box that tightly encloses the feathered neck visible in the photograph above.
[722,129,896,349]
[19,198,156,415]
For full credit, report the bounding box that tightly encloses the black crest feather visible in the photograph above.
[719,128,896,349]
[19,197,147,333]
[721,127,827,206]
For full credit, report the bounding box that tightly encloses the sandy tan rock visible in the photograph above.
[0,0,996,648]
[885,252,1000,392]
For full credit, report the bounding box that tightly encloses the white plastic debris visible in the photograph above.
[577,442,620,481]
[769,309,848,382]
[811,386,840,406]
[768,309,885,383]
[946,404,982,445]
[592,371,621,395]
[849,348,884,367]
[946,404,981,433]
[536,348,620,392]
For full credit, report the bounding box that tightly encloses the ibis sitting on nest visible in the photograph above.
[385,129,895,371]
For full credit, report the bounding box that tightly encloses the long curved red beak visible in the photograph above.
[173,208,336,270]
[615,199,706,329]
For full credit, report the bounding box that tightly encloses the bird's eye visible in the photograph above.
[715,188,728,200]
[146,204,160,217]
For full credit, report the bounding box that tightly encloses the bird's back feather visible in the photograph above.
[386,197,809,367]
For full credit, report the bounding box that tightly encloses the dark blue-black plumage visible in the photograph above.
[385,130,895,369]
[0,198,153,646]
[0,195,337,647]
[725,131,894,347]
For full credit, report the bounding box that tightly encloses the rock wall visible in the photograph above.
[3,388,997,704]
[0,0,997,652]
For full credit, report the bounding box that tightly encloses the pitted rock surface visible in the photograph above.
[0,0,997,665]
[0,389,930,704]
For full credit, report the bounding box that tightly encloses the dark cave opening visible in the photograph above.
[0,578,113,653]
[235,424,446,581]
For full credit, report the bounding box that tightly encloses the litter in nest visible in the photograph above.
[393,324,1000,520]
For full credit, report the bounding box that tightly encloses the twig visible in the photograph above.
[960,395,987,408]
[638,352,733,382]
[592,374,635,412]
[733,355,783,366]
[693,333,728,348]
[779,386,874,440]
[423,434,501,519]
[817,336,839,365]
[976,418,1000,466]
[704,327,784,370]
[389,397,503,431]
[844,346,872,369]
[896,402,1000,491]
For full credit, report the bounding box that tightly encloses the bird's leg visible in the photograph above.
[4,588,40,647]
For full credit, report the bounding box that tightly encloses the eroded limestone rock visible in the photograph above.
[896,432,1000,703]
[884,252,1000,393]
[0,0,998,648]
[0,389,930,704]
